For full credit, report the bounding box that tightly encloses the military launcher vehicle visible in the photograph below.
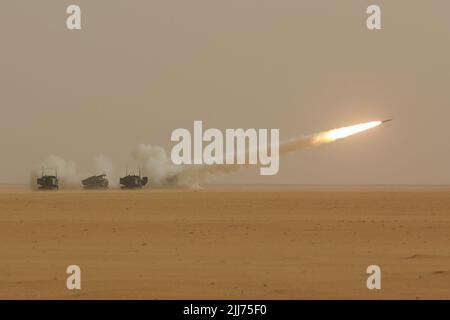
[120,169,148,189]
[37,168,59,190]
[81,174,109,189]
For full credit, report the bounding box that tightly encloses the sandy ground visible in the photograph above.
[0,185,449,299]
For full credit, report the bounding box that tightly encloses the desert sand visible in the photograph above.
[0,185,449,299]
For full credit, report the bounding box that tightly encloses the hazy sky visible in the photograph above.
[1,1,449,184]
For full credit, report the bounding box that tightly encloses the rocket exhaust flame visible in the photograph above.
[317,121,382,143]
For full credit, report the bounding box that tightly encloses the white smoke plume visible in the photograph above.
[94,154,119,188]
[31,155,80,189]
[131,144,183,186]
[32,154,118,189]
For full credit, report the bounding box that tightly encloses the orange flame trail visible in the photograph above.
[279,121,383,155]
[315,121,382,143]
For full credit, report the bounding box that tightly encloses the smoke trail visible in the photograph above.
[174,121,383,186]
[280,121,382,155]
[103,121,382,187]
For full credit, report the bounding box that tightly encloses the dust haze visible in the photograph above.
[1,1,450,185]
